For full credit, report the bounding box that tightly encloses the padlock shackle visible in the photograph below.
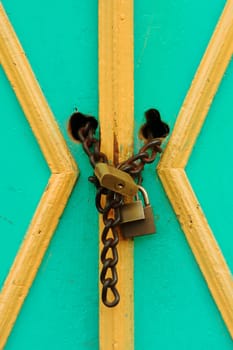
[137,185,150,206]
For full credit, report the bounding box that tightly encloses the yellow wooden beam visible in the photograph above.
[158,0,233,338]
[98,1,134,349]
[0,5,78,348]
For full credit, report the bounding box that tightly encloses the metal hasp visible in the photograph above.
[120,186,156,238]
[94,162,138,196]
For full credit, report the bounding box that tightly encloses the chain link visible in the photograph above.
[118,138,162,184]
[78,123,122,307]
[99,191,123,307]
[77,119,162,307]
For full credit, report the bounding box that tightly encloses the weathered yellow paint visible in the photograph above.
[0,5,78,348]
[98,1,134,349]
[158,0,233,338]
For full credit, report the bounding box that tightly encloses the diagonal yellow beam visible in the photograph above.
[158,0,233,338]
[0,5,78,348]
[160,0,233,169]
[99,1,134,349]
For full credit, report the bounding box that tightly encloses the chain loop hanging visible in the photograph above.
[77,118,163,307]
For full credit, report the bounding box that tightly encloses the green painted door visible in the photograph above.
[1,0,233,349]
[1,1,98,348]
[134,1,233,349]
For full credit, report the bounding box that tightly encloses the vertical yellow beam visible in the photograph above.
[99,1,134,349]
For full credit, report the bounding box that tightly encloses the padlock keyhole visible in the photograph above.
[116,183,124,190]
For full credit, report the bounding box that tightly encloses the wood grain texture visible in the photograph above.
[158,0,233,338]
[98,1,134,349]
[0,5,78,348]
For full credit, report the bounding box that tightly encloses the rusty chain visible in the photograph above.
[78,122,122,307]
[117,138,162,184]
[77,119,162,307]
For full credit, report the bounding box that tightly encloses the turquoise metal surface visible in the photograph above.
[134,0,233,349]
[1,0,232,348]
[0,66,49,289]
[2,1,98,349]
[187,59,233,273]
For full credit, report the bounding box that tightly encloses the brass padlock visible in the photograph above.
[120,186,156,238]
[94,163,138,196]
[120,193,145,223]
